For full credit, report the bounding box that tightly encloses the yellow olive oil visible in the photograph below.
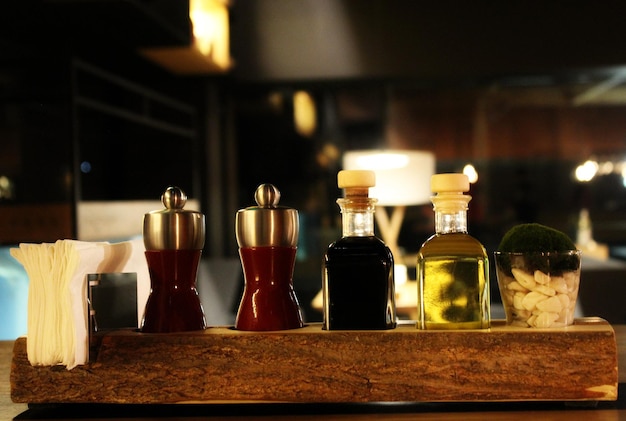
[417,233,489,329]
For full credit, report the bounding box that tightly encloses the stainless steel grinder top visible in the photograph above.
[143,186,205,250]
[235,184,298,248]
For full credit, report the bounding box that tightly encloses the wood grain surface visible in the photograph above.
[10,319,618,404]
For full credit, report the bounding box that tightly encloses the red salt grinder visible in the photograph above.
[235,184,304,331]
[141,186,206,333]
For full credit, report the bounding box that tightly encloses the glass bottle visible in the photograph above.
[235,184,304,331]
[141,186,206,333]
[323,170,396,330]
[417,173,490,330]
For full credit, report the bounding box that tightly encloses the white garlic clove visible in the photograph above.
[550,276,568,294]
[532,284,556,297]
[521,291,549,311]
[512,268,536,289]
[533,311,559,328]
[536,295,563,313]
[513,292,526,310]
[507,280,529,292]
[534,270,551,285]
[557,293,570,310]
[563,271,579,292]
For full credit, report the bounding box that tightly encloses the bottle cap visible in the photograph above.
[236,184,298,248]
[338,170,375,189]
[336,170,377,211]
[431,173,470,193]
[430,173,471,211]
[143,186,205,250]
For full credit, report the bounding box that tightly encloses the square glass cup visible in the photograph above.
[494,250,582,328]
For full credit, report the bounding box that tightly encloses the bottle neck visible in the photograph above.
[337,197,376,237]
[435,210,468,234]
[432,193,471,235]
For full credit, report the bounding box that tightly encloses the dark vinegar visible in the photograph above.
[324,236,396,330]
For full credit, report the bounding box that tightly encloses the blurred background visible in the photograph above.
[2,0,626,338]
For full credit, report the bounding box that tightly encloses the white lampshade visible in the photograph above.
[343,150,435,206]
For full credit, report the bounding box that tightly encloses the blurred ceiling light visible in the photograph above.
[316,143,340,168]
[598,161,615,175]
[268,92,284,112]
[140,0,232,74]
[293,91,317,137]
[575,160,599,182]
[191,0,230,67]
[463,163,479,183]
[0,175,14,199]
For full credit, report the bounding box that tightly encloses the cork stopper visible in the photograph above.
[338,170,375,198]
[431,173,470,194]
[430,173,471,211]
[338,170,375,188]
[336,170,377,213]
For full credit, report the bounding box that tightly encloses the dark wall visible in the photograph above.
[231,0,626,83]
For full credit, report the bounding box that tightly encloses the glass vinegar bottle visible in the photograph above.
[417,173,490,330]
[323,170,396,330]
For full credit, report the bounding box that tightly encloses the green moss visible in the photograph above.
[497,223,576,253]
[496,223,579,274]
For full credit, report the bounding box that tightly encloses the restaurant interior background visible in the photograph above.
[2,0,626,338]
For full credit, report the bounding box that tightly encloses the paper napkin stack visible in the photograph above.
[11,239,149,370]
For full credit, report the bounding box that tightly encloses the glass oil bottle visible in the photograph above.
[417,173,490,330]
[323,170,396,330]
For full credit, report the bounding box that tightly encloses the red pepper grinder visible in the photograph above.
[141,186,206,333]
[235,184,304,331]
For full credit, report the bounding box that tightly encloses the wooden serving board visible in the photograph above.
[11,318,617,404]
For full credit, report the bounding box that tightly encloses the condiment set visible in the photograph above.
[140,172,490,332]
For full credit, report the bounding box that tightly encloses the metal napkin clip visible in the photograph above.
[87,272,139,335]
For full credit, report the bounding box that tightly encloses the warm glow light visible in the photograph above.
[293,91,317,137]
[574,158,626,187]
[343,150,435,206]
[0,175,13,199]
[0,175,10,190]
[394,264,408,286]
[139,0,231,74]
[598,161,614,175]
[463,163,479,183]
[575,160,599,182]
[190,0,230,69]
[354,153,410,171]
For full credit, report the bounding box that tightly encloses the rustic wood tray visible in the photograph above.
[11,318,618,404]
